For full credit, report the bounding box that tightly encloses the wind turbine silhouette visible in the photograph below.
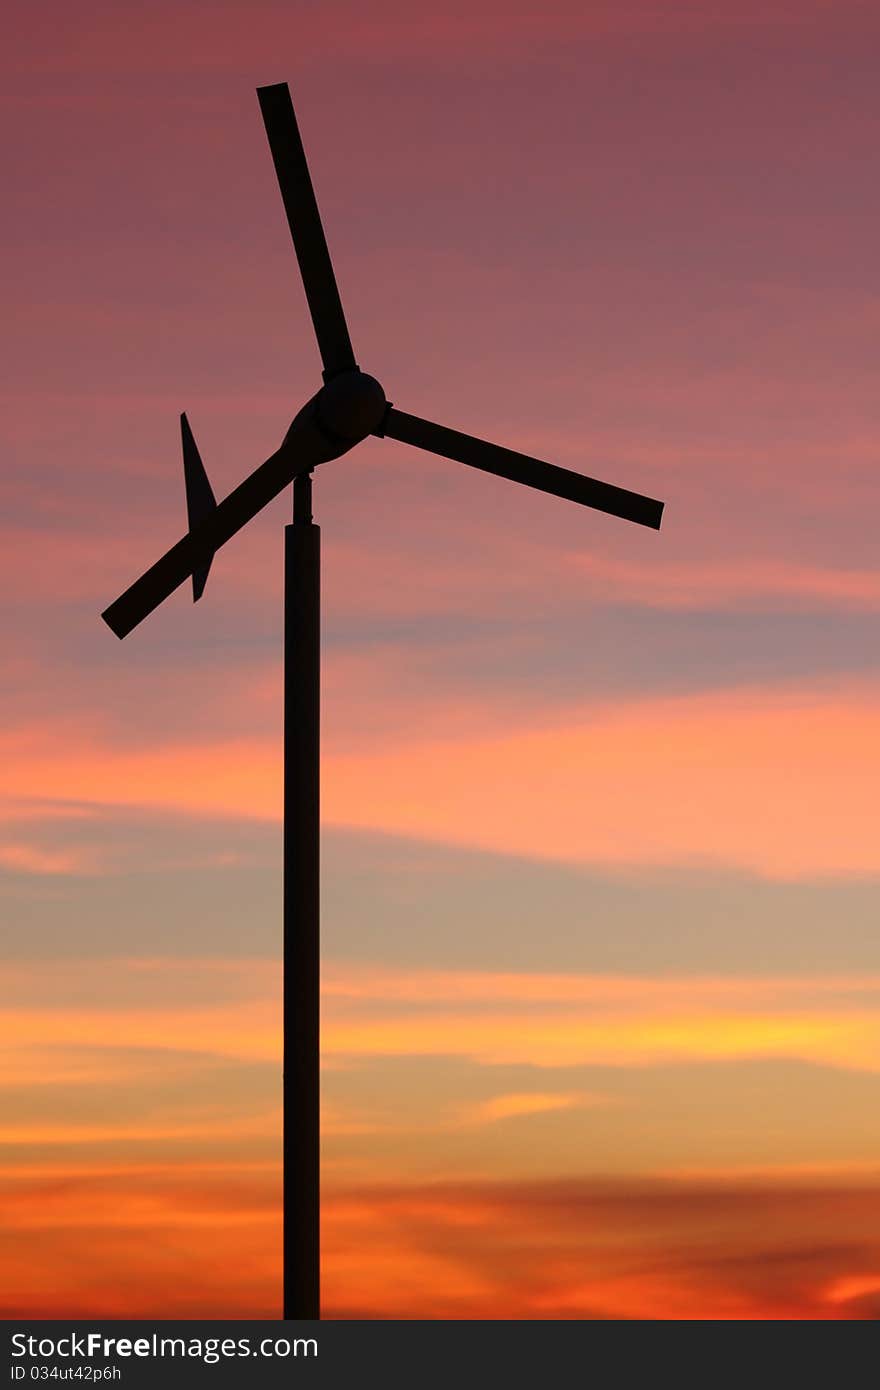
[102,82,665,1320]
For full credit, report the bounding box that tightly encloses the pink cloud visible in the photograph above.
[10,1,855,81]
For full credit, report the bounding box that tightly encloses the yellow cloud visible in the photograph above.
[324,1006,880,1071]
[2,960,880,1075]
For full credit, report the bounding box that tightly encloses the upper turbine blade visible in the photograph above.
[257,82,357,379]
[376,408,664,530]
[181,413,217,602]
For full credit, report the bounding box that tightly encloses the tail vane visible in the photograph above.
[181,413,217,601]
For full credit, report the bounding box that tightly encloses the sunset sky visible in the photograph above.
[4,0,880,1320]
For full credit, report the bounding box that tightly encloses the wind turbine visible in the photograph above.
[101,81,665,1320]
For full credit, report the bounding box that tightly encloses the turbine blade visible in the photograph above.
[376,407,664,530]
[101,396,348,640]
[181,413,217,602]
[257,82,357,379]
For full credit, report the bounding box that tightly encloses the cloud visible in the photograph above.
[0,1112,278,1148]
[0,999,277,1065]
[10,0,851,83]
[566,552,880,613]
[824,1273,880,1307]
[0,843,97,875]
[8,1162,880,1319]
[335,1008,873,1071]
[322,967,880,1005]
[4,957,880,1082]
[4,676,880,877]
[2,956,879,1317]
[0,1161,280,1318]
[319,1174,880,1319]
[322,680,880,877]
[471,1092,589,1123]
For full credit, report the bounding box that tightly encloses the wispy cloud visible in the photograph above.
[566,552,880,612]
[320,1174,880,1319]
[0,843,97,875]
[11,0,848,83]
[323,968,880,1072]
[0,1161,280,1319]
[470,1092,589,1123]
[11,1162,880,1319]
[4,677,880,877]
[4,958,880,1080]
[325,680,880,878]
[3,957,880,1316]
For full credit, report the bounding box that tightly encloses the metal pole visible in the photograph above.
[283,472,320,1319]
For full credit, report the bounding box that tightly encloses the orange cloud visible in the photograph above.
[2,957,880,1318]
[0,1001,278,1062]
[3,677,880,877]
[322,680,880,878]
[0,1162,281,1318]
[3,959,880,1087]
[824,1273,880,1307]
[9,1163,880,1320]
[472,1092,587,1123]
[321,1175,880,1319]
[323,967,880,1005]
[321,965,880,1071]
[0,959,282,1085]
[0,842,97,875]
[0,1112,279,1148]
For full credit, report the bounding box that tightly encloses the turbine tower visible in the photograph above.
[102,82,665,1320]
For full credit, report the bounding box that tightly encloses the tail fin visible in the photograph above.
[181,413,217,602]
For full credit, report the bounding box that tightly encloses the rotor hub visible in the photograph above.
[316,370,386,443]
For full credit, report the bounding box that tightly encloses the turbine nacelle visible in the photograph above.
[317,369,387,444]
[279,370,388,465]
